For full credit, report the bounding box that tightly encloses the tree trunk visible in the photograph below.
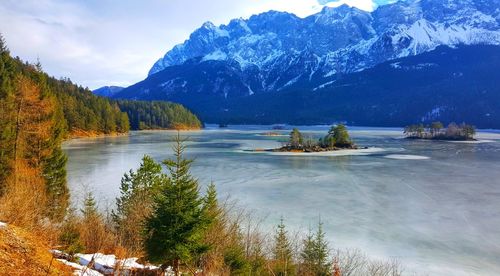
[174,259,179,276]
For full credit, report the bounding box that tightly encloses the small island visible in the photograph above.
[273,124,358,152]
[404,121,476,141]
[261,131,283,136]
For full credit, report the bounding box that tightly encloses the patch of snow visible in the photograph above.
[238,34,263,45]
[421,106,445,121]
[393,19,500,56]
[77,253,115,274]
[313,80,336,91]
[214,27,230,38]
[246,84,254,95]
[238,19,252,33]
[202,50,228,62]
[384,154,430,160]
[57,259,103,276]
[0,221,6,228]
[75,253,161,274]
[390,62,402,69]
[324,69,337,77]
[278,75,302,91]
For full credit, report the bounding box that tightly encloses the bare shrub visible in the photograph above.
[332,248,368,276]
[367,258,403,276]
[0,161,47,231]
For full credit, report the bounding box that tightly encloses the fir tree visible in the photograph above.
[313,221,330,275]
[81,192,99,218]
[144,133,209,275]
[202,182,219,226]
[301,220,330,276]
[325,124,351,148]
[199,182,223,272]
[113,155,164,254]
[80,192,107,253]
[273,217,295,276]
[301,228,316,274]
[289,128,303,149]
[0,33,8,54]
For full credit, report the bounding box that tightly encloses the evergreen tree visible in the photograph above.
[113,155,164,254]
[202,182,219,226]
[144,133,209,275]
[116,100,202,130]
[81,192,99,218]
[301,229,316,275]
[461,123,476,140]
[289,128,303,149]
[327,124,352,148]
[80,192,107,253]
[430,121,444,137]
[0,33,7,54]
[199,182,224,272]
[313,221,330,275]
[300,221,330,276]
[273,217,295,276]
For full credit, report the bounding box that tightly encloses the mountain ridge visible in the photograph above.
[112,0,500,127]
[147,0,500,95]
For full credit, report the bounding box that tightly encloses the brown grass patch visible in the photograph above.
[0,224,73,275]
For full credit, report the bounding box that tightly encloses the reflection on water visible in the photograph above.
[63,125,500,276]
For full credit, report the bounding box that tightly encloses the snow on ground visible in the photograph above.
[57,259,103,276]
[56,252,165,275]
[0,221,6,228]
[76,253,159,271]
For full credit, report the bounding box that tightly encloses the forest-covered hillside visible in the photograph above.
[116,100,202,130]
[0,36,202,220]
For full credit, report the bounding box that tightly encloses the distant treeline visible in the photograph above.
[116,100,202,130]
[404,121,476,140]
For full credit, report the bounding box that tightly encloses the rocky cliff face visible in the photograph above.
[145,0,500,96]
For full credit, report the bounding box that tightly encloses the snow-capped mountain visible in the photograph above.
[146,0,500,94]
[111,0,500,127]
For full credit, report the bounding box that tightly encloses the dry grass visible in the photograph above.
[0,161,47,232]
[0,223,73,275]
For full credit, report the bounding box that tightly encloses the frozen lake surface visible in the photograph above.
[63,125,500,275]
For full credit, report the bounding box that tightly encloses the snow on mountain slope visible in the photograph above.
[126,0,500,102]
[147,0,499,95]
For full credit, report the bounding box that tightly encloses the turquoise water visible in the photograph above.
[63,125,500,275]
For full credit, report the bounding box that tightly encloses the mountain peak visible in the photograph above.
[148,0,500,78]
[201,21,216,29]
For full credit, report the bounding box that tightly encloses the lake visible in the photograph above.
[63,125,500,275]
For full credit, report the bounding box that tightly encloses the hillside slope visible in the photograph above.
[115,45,500,128]
[0,223,72,275]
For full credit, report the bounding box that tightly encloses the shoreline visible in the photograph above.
[66,127,203,140]
[405,136,477,142]
[243,147,384,156]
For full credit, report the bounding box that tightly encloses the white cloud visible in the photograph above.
[0,0,384,89]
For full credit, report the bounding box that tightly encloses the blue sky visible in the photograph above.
[0,0,395,89]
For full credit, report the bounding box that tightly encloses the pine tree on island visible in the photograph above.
[275,124,356,152]
[404,121,476,140]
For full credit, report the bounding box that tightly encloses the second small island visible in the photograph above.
[272,124,358,153]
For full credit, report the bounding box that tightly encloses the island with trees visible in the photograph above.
[273,124,358,152]
[404,122,476,141]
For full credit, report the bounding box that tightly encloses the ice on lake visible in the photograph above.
[63,125,500,276]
